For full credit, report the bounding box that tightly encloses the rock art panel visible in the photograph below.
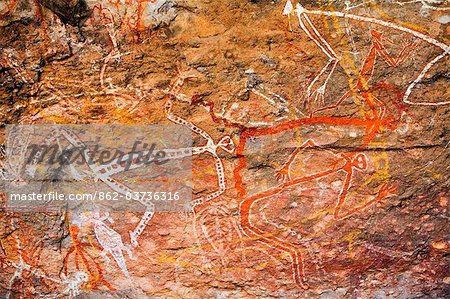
[0,0,449,298]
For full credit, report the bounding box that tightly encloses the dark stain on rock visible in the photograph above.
[38,0,91,26]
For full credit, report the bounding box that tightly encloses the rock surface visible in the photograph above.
[0,0,449,298]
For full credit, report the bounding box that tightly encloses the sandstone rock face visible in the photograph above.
[0,0,449,298]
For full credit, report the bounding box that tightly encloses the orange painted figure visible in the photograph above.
[312,29,417,117]
[193,78,397,288]
[63,225,114,291]
[233,125,396,289]
[91,0,159,41]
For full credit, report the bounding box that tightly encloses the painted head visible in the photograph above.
[351,153,367,170]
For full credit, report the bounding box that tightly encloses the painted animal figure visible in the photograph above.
[91,211,135,279]
[236,134,396,289]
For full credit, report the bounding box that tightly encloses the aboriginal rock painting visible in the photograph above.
[1,0,449,298]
